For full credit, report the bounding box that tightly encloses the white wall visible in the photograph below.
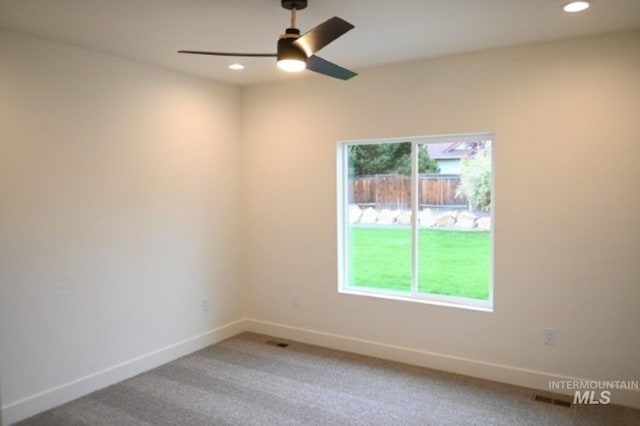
[0,30,244,422]
[241,31,640,405]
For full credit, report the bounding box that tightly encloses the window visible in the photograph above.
[337,134,494,311]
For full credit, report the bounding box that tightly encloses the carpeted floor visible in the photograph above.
[16,332,640,425]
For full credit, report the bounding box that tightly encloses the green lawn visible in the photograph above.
[348,227,490,299]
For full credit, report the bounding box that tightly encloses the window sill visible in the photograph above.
[339,287,493,313]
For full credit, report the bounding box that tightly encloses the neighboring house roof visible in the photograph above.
[426,141,481,160]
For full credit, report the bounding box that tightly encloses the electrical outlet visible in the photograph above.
[292,293,300,308]
[544,328,556,346]
[202,297,209,312]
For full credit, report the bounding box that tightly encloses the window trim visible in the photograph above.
[337,132,495,312]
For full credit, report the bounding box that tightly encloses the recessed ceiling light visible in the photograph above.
[228,63,245,70]
[563,1,590,13]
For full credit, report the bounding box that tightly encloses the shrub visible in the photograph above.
[456,143,492,211]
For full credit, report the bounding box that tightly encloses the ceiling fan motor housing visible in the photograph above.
[277,28,306,63]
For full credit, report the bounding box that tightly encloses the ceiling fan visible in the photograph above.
[178,0,357,80]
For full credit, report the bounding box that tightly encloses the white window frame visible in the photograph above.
[337,133,495,312]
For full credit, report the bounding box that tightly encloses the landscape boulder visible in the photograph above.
[348,205,363,224]
[457,211,477,229]
[418,209,435,227]
[396,211,412,225]
[359,207,379,224]
[378,209,400,225]
[477,216,491,230]
[434,211,457,227]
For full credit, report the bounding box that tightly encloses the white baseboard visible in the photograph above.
[1,319,248,425]
[245,318,640,410]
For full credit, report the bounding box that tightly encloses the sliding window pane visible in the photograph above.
[417,141,492,300]
[346,142,412,293]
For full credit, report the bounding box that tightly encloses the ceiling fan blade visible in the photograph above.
[293,17,354,57]
[306,55,357,80]
[178,50,277,57]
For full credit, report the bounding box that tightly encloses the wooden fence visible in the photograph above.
[349,174,467,210]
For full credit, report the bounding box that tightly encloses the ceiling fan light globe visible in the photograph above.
[277,58,306,72]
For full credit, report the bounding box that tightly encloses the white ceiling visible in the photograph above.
[1,0,639,86]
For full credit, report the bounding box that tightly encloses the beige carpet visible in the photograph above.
[16,332,640,425]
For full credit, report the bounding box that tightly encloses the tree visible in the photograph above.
[417,147,440,175]
[348,143,439,176]
[456,143,492,211]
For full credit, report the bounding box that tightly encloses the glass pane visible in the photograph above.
[346,142,412,293]
[417,140,492,300]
